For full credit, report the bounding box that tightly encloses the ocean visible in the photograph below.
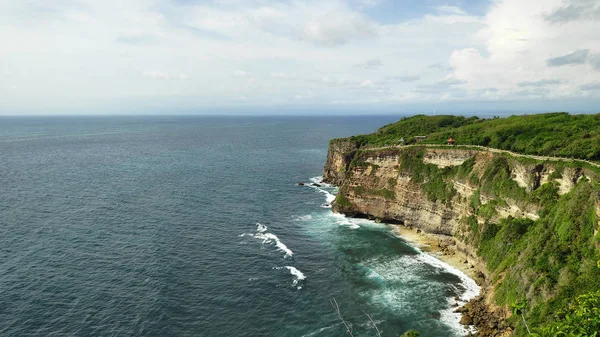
[0,115,478,337]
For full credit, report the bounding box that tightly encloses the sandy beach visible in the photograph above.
[391,225,480,280]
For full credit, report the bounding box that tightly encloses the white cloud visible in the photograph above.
[302,11,377,46]
[270,72,287,79]
[436,6,468,16]
[143,70,189,80]
[360,80,373,87]
[233,70,249,77]
[1,0,599,114]
[447,0,600,100]
[355,58,383,69]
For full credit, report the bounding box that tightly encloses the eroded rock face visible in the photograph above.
[328,147,549,236]
[422,148,479,168]
[323,140,358,186]
[557,167,585,195]
[333,157,464,234]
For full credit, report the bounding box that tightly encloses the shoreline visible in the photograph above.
[391,225,479,280]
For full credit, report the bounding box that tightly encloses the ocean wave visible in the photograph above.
[379,248,480,335]
[306,174,479,333]
[285,266,306,286]
[412,251,480,302]
[411,253,480,336]
[329,209,480,335]
[304,176,336,203]
[309,187,336,204]
[243,223,294,258]
[272,266,307,289]
[366,250,480,334]
[256,222,268,233]
[327,213,361,229]
[300,323,339,337]
[253,232,294,258]
[309,176,332,187]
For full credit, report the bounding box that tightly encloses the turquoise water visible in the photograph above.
[0,116,478,337]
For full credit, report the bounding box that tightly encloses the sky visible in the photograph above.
[1,0,599,115]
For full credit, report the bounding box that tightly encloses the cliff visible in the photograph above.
[324,140,600,336]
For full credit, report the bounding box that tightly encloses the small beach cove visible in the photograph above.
[306,177,482,336]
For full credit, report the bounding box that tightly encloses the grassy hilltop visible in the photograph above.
[338,112,600,161]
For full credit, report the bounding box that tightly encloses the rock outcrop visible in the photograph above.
[324,143,553,236]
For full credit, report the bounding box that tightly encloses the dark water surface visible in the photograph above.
[0,116,478,337]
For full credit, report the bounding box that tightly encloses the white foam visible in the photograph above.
[253,232,294,258]
[256,222,268,233]
[306,175,480,335]
[410,249,481,335]
[300,323,338,337]
[309,176,332,187]
[313,188,336,203]
[412,251,480,302]
[285,266,306,286]
[328,212,357,228]
[440,302,477,336]
[295,215,313,221]
[305,176,336,204]
[242,223,294,258]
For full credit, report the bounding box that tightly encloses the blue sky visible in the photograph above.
[0,0,599,115]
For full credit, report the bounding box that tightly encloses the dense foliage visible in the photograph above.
[340,113,600,160]
[531,291,600,336]
[457,157,600,336]
[399,330,420,337]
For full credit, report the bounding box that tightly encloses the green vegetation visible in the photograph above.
[444,154,599,335]
[335,194,352,208]
[532,291,600,336]
[468,179,600,335]
[399,330,420,337]
[352,186,395,200]
[338,113,600,160]
[396,148,458,204]
[478,157,527,200]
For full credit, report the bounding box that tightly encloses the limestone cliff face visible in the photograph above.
[323,140,358,186]
[323,145,563,236]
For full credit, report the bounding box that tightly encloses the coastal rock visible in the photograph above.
[323,140,358,186]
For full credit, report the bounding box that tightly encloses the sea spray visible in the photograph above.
[272,266,307,289]
[285,266,306,286]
